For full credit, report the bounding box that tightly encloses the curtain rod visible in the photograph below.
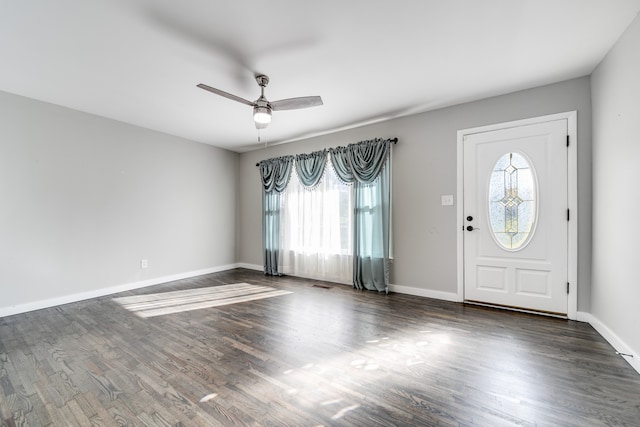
[256,137,398,166]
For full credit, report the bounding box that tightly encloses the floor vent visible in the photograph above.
[312,284,332,289]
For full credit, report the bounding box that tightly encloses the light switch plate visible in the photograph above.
[441,194,454,206]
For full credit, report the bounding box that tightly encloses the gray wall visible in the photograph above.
[591,14,640,357]
[238,77,592,310]
[0,90,238,311]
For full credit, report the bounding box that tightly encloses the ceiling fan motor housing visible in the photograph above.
[253,94,272,125]
[254,75,272,125]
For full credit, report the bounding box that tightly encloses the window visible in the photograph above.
[488,152,537,250]
[260,138,393,290]
[279,160,353,283]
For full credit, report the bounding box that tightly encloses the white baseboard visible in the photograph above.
[577,311,640,375]
[0,263,240,318]
[575,311,592,323]
[388,284,459,302]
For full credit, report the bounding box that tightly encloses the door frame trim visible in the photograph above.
[456,111,578,320]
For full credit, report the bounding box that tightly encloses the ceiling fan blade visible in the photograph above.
[270,96,323,111]
[197,83,255,107]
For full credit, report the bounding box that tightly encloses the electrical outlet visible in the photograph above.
[441,194,454,206]
[140,259,148,269]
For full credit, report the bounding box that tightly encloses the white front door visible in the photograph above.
[463,119,568,315]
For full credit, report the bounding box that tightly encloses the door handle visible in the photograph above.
[466,226,480,231]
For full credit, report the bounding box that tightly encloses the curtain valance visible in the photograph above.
[258,137,395,190]
[330,138,393,184]
[259,156,294,193]
[295,150,327,189]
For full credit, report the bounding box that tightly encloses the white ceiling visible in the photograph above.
[1,1,639,152]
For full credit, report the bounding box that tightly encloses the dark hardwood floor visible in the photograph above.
[1,269,639,426]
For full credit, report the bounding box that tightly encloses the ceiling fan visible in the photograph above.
[197,75,323,129]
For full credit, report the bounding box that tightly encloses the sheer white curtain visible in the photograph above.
[279,161,353,284]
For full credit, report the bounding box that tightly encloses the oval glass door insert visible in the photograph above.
[488,152,537,250]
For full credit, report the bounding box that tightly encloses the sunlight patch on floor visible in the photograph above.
[258,329,455,422]
[331,404,360,420]
[199,393,218,403]
[113,283,292,318]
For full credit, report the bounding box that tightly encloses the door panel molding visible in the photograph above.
[457,111,578,319]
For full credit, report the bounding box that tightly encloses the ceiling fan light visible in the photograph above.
[253,106,272,124]
[255,121,268,130]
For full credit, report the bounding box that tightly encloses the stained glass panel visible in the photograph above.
[488,152,537,250]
